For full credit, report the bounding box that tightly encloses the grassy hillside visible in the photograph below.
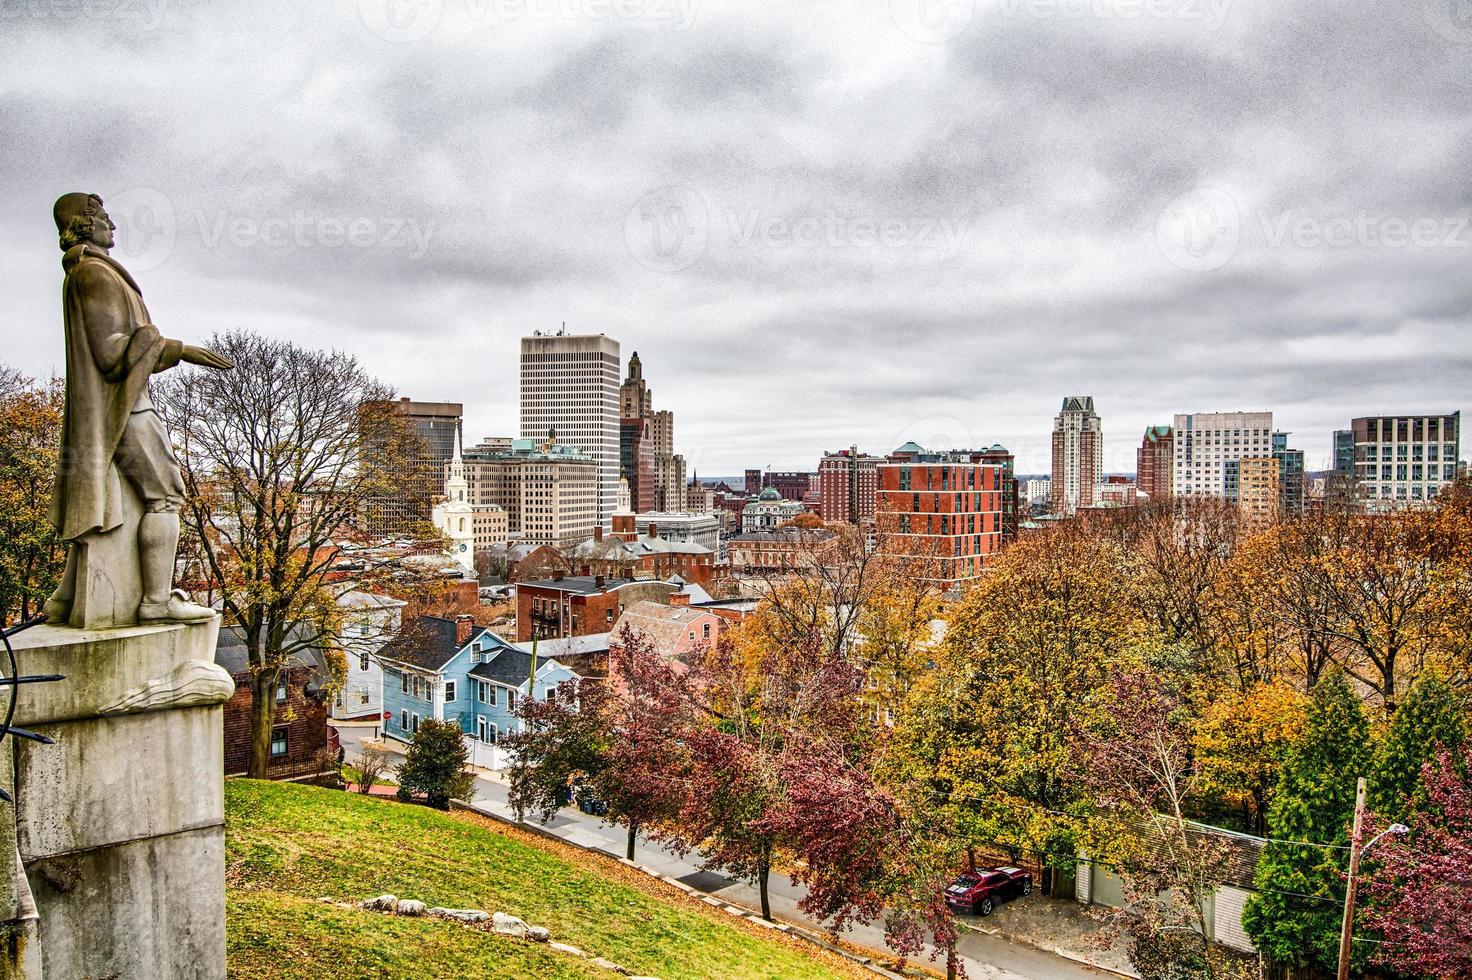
[225,779,864,979]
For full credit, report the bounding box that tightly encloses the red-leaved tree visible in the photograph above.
[1360,747,1472,980]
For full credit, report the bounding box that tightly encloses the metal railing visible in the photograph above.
[0,617,65,803]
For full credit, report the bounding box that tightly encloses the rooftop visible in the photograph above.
[517,576,638,594]
[376,615,486,672]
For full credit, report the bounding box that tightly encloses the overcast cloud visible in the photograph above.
[3,0,1469,475]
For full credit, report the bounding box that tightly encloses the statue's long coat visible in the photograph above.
[50,244,182,541]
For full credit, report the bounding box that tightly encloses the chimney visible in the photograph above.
[669,591,690,607]
[595,574,606,589]
[646,522,658,539]
[593,525,603,542]
[455,614,475,645]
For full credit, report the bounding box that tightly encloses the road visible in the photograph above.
[337,724,1110,980]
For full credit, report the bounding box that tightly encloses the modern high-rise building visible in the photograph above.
[1333,429,1355,476]
[1235,456,1282,526]
[619,416,656,514]
[818,446,882,524]
[876,445,1015,587]
[1051,396,1103,515]
[1273,431,1305,517]
[1348,413,1461,508]
[1136,425,1174,502]
[521,331,621,527]
[1172,411,1274,499]
[364,397,463,535]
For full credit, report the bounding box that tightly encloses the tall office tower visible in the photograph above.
[1349,412,1461,509]
[1172,411,1274,499]
[618,351,686,512]
[620,416,656,513]
[818,446,882,524]
[1236,456,1282,526]
[1137,425,1174,502]
[1273,431,1305,516]
[364,397,463,535]
[1333,429,1355,475]
[1050,396,1103,515]
[521,331,621,527]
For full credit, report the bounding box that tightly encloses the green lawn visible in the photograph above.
[225,779,860,979]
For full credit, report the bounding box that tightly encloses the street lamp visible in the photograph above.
[1337,775,1410,980]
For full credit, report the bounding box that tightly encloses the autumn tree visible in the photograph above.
[507,625,695,861]
[1191,680,1308,834]
[916,521,1140,875]
[1368,670,1466,819]
[1242,673,1371,974]
[1073,670,1244,980]
[0,367,65,626]
[156,331,424,777]
[1359,746,1472,980]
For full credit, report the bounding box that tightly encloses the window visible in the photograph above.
[444,680,457,703]
[411,713,421,733]
[270,727,288,758]
[702,623,711,639]
[606,608,614,623]
[401,672,409,694]
[359,652,370,673]
[275,678,288,704]
[400,709,408,731]
[506,689,517,711]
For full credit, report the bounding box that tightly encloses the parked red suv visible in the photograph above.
[944,866,1033,915]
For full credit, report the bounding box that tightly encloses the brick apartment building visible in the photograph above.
[515,575,680,641]
[728,527,839,573]
[818,446,881,524]
[876,446,1016,587]
[744,469,813,500]
[216,628,336,782]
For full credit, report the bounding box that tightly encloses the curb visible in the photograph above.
[452,800,909,979]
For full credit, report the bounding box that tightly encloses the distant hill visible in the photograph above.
[224,779,864,979]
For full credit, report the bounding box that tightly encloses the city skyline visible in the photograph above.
[3,3,1469,475]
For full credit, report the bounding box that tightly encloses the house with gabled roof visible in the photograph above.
[378,613,605,769]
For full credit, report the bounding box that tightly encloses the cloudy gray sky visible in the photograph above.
[3,0,1469,475]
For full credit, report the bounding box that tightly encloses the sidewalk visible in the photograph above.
[959,897,1136,978]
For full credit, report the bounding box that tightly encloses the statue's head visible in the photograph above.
[54,193,114,251]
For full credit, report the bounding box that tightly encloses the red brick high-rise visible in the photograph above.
[876,446,1014,587]
[1136,425,1173,502]
[1050,396,1102,515]
[818,446,881,524]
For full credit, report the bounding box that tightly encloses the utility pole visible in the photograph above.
[1336,777,1367,980]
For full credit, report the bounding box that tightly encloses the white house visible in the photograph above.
[330,588,406,722]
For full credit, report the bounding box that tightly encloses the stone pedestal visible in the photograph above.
[9,618,234,980]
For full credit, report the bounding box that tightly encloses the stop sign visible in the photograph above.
[382,711,392,720]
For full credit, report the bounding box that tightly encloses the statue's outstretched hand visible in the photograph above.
[181,345,234,370]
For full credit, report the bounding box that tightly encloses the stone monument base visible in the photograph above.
[9,618,234,980]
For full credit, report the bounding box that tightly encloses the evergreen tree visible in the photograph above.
[396,719,476,810]
[1241,673,1371,973]
[1369,671,1466,819]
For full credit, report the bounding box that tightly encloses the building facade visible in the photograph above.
[742,486,808,530]
[1137,425,1174,502]
[1051,396,1103,515]
[876,447,1013,587]
[728,527,839,573]
[515,576,679,641]
[462,435,599,547]
[1272,431,1305,517]
[365,398,463,535]
[818,447,881,524]
[1172,411,1275,499]
[330,589,406,722]
[521,331,621,527]
[619,351,686,512]
[1349,413,1461,508]
[620,416,656,514]
[632,511,721,552]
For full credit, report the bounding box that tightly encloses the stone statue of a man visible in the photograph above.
[44,192,232,626]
